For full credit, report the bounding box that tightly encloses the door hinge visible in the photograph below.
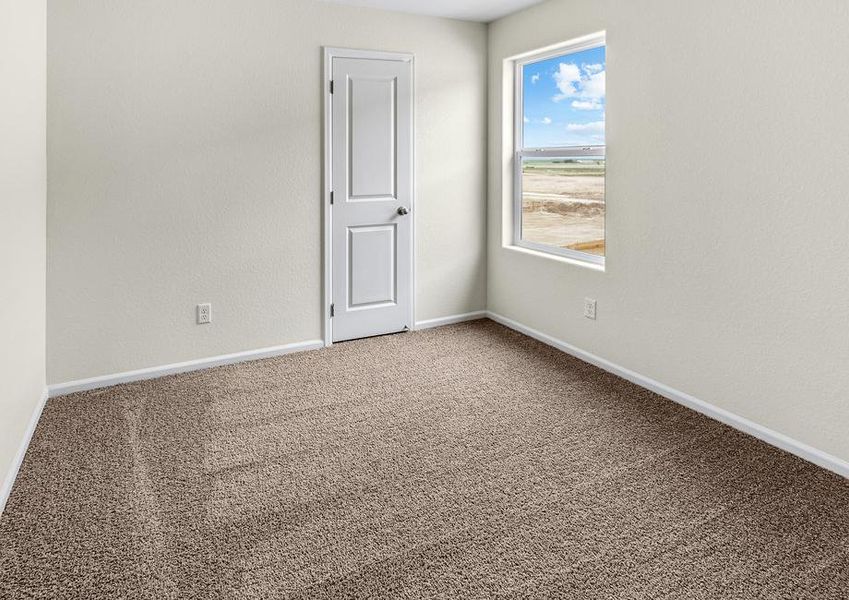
[330,191,334,204]
[330,303,335,318]
[329,80,334,94]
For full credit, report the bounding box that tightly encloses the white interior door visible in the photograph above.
[329,52,413,342]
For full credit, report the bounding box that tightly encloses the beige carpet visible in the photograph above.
[1,320,848,599]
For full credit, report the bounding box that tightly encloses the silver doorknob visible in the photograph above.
[397,206,409,215]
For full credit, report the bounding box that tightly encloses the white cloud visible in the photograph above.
[552,62,606,103]
[541,117,552,125]
[523,115,530,123]
[552,63,582,101]
[531,73,540,84]
[582,70,605,100]
[571,100,602,110]
[566,121,605,133]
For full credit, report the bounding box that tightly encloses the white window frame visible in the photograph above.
[513,32,606,267]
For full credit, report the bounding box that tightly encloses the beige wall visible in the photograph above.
[488,0,849,462]
[47,0,487,382]
[46,0,849,465]
[0,0,47,503]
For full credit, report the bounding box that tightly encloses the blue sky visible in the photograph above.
[522,45,606,148]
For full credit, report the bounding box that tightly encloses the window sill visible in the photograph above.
[503,244,606,272]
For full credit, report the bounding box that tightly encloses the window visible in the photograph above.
[514,33,606,266]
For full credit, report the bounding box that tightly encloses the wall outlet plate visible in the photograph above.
[584,298,597,320]
[197,303,212,324]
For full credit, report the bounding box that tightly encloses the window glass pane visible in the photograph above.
[521,45,605,150]
[521,156,605,256]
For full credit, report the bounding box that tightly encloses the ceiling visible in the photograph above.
[317,0,546,22]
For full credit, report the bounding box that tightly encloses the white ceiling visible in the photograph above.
[317,0,546,22]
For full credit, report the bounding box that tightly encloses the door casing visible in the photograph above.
[322,47,415,347]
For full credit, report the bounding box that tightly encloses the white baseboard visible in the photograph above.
[40,314,849,481]
[415,310,487,330]
[48,339,325,398]
[50,313,490,396]
[486,311,849,480]
[0,386,49,516]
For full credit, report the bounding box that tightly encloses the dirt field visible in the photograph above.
[521,160,605,256]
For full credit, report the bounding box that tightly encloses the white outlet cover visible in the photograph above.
[197,303,212,324]
[584,298,597,320]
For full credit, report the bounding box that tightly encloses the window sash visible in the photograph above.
[514,33,605,153]
[513,148,606,266]
[517,146,605,158]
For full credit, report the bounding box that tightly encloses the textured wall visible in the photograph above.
[0,0,47,502]
[47,0,487,382]
[488,0,849,461]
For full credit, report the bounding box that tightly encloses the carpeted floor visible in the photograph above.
[1,320,848,599]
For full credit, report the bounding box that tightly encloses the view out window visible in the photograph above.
[514,33,606,265]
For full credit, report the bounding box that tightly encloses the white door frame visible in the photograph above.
[322,47,416,347]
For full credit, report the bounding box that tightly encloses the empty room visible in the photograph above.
[2,0,848,597]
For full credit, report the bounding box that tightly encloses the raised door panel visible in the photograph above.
[347,224,397,308]
[349,77,397,201]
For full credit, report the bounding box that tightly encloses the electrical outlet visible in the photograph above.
[584,298,597,320]
[197,303,212,324]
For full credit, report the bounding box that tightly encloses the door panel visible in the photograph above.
[349,77,397,200]
[331,55,413,342]
[347,224,396,308]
